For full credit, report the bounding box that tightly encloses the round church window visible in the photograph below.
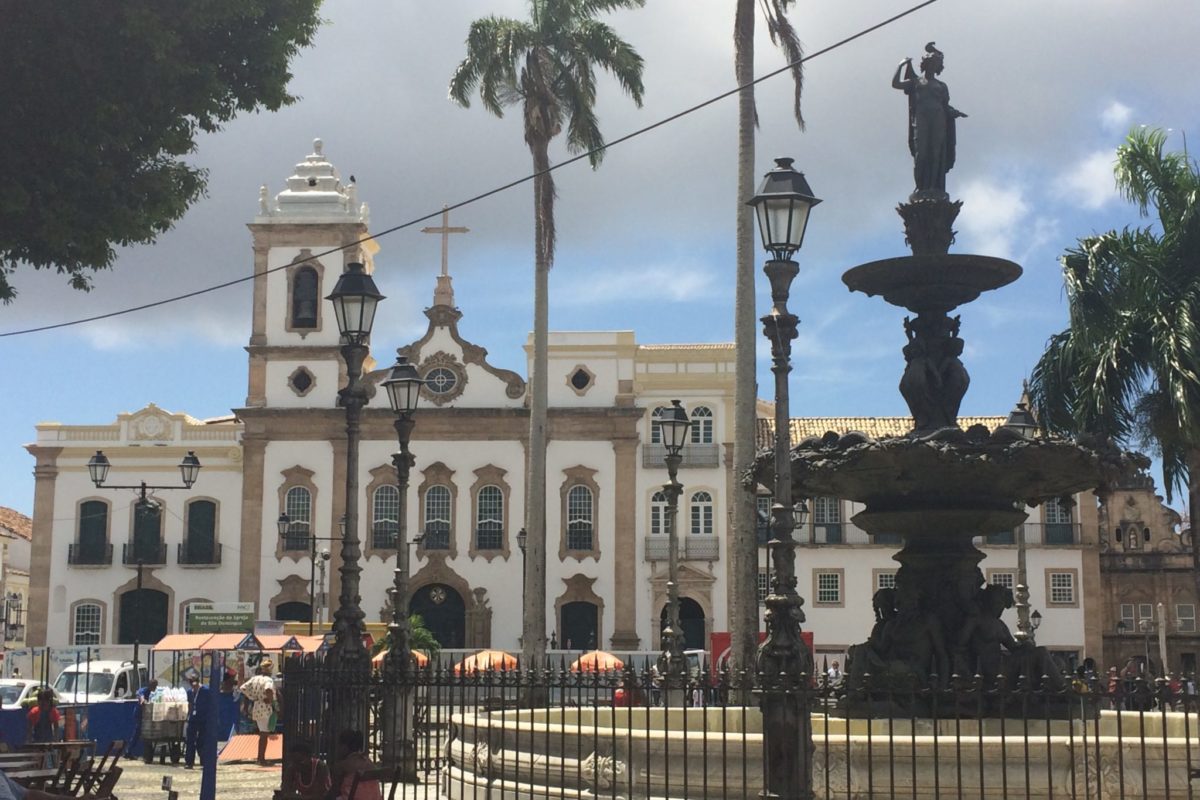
[425,367,458,395]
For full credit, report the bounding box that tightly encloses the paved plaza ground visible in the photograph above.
[113,758,443,799]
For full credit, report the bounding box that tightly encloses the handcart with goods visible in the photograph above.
[141,689,189,764]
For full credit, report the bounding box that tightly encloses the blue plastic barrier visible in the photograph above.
[0,702,139,756]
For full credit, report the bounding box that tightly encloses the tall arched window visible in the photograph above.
[130,500,164,564]
[475,486,503,550]
[292,266,319,328]
[650,491,669,535]
[690,406,714,444]
[372,485,399,549]
[183,500,217,564]
[284,486,312,551]
[649,406,667,445]
[567,486,594,551]
[424,485,451,550]
[690,491,714,535]
[75,500,109,565]
[73,603,102,645]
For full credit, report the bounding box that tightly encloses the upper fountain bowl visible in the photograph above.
[842,253,1022,315]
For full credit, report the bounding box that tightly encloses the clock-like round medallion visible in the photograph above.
[425,366,459,395]
[429,586,448,605]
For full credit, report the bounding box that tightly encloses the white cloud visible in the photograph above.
[1055,150,1118,210]
[956,180,1030,260]
[557,264,717,306]
[1101,101,1133,133]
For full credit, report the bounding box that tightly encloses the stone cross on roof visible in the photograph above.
[421,205,469,307]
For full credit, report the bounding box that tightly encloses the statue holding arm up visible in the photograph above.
[892,43,967,199]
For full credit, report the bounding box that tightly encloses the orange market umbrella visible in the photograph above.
[371,649,430,668]
[454,649,517,675]
[570,650,624,673]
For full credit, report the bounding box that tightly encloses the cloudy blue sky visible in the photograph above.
[2,0,1197,515]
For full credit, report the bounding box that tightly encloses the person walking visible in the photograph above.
[239,660,277,766]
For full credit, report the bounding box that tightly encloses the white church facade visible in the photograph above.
[26,141,1100,666]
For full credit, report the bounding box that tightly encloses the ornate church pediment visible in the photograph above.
[121,404,182,442]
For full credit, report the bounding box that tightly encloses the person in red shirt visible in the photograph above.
[26,689,61,744]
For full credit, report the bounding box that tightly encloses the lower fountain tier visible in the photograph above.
[842,253,1021,314]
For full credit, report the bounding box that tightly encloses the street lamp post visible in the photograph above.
[1140,617,1155,675]
[380,355,424,773]
[87,449,202,687]
[517,529,528,640]
[325,261,384,730]
[656,400,691,700]
[1003,401,1038,642]
[276,514,342,636]
[748,157,821,800]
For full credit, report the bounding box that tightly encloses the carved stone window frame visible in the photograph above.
[813,568,846,608]
[688,488,716,536]
[286,250,325,335]
[287,366,317,398]
[565,364,596,397]
[269,574,313,621]
[469,465,510,562]
[364,464,399,561]
[276,465,318,562]
[559,466,601,562]
[112,569,175,640]
[417,462,458,559]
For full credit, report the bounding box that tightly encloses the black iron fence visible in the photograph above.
[280,656,1200,799]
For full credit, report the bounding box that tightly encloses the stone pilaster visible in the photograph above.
[238,436,266,607]
[610,436,640,649]
[25,446,61,646]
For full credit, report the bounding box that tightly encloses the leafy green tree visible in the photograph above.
[1031,127,1200,586]
[0,1,322,302]
[372,614,441,657]
[730,0,805,675]
[450,0,646,664]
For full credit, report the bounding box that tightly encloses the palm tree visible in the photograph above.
[450,0,645,665]
[731,0,806,676]
[1030,127,1200,595]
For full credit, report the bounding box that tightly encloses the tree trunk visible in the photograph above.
[1188,449,1200,613]
[523,137,552,669]
[730,0,760,679]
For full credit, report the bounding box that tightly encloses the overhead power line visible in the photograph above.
[0,0,938,339]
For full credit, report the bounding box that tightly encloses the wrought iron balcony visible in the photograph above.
[122,542,167,566]
[177,542,222,566]
[67,543,112,566]
[642,442,720,468]
[984,522,1081,546]
[644,535,720,561]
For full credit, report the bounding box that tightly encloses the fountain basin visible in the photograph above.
[443,706,1198,800]
[842,253,1021,314]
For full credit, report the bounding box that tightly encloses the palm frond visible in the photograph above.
[763,0,804,129]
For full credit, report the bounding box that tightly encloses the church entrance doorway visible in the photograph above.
[276,601,312,623]
[410,584,465,648]
[660,597,706,651]
[560,601,599,651]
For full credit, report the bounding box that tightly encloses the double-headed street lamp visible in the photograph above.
[87,449,203,687]
[748,156,820,800]
[656,400,691,693]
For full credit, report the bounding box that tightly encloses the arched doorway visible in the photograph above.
[410,584,465,648]
[276,601,312,623]
[118,588,168,645]
[560,601,598,651]
[660,598,706,651]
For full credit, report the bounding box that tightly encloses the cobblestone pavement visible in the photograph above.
[113,759,443,799]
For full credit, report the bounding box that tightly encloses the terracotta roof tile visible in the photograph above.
[756,416,1007,448]
[0,507,31,541]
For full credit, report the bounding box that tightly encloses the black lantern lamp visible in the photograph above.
[747,157,822,261]
[516,529,528,553]
[793,499,810,529]
[179,451,202,488]
[87,451,111,487]
[381,355,424,415]
[1004,401,1039,440]
[326,262,385,345]
[658,400,691,457]
[1030,609,1043,631]
[277,513,292,538]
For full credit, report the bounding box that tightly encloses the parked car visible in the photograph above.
[0,679,61,710]
[52,661,147,703]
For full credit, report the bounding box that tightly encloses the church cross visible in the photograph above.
[421,206,469,277]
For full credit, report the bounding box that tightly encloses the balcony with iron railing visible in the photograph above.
[123,541,167,565]
[67,543,113,567]
[177,542,222,566]
[642,442,720,469]
[984,522,1081,546]
[644,535,720,561]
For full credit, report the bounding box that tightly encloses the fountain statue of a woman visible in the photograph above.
[892,43,967,200]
